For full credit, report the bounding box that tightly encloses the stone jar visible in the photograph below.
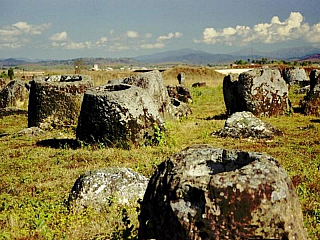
[223,68,290,117]
[76,84,164,147]
[139,144,308,240]
[28,75,93,129]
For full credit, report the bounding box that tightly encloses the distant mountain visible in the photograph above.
[134,48,205,62]
[1,46,319,67]
[0,58,26,66]
[134,48,235,64]
[301,53,320,61]
[230,48,266,58]
[266,46,320,59]
[0,57,141,68]
[134,46,320,65]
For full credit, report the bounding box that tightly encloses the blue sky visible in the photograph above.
[0,0,319,59]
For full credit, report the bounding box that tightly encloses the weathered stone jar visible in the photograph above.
[0,80,30,108]
[28,75,93,129]
[122,70,172,119]
[223,68,290,117]
[301,69,320,116]
[76,84,164,147]
[139,144,308,240]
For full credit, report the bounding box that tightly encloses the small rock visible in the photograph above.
[192,82,206,88]
[167,85,192,103]
[68,167,149,210]
[17,127,45,137]
[214,111,282,139]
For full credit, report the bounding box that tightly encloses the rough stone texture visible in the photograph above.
[76,84,164,146]
[139,144,308,240]
[171,98,192,119]
[223,68,290,117]
[214,111,282,139]
[300,69,320,116]
[0,80,30,108]
[223,74,239,115]
[0,78,6,91]
[28,75,93,129]
[68,168,149,210]
[282,67,309,86]
[177,72,185,85]
[122,70,172,118]
[167,85,192,103]
[309,69,320,90]
[17,127,45,137]
[192,82,206,88]
[107,79,123,85]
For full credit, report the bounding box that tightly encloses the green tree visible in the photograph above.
[0,71,8,78]
[74,59,84,74]
[261,58,268,64]
[8,68,14,80]
[235,59,247,65]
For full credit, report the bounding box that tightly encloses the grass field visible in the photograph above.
[0,67,319,239]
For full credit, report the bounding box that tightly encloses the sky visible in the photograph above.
[0,0,319,60]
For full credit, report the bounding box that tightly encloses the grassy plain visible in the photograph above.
[0,66,319,239]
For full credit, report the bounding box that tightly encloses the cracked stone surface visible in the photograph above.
[122,70,172,119]
[223,68,290,117]
[68,167,149,210]
[214,111,282,139]
[0,80,30,108]
[76,84,164,147]
[301,69,320,116]
[28,74,93,129]
[282,67,309,85]
[139,144,308,240]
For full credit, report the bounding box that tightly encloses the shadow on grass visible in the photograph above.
[0,108,28,117]
[201,113,228,121]
[0,133,10,138]
[310,119,320,123]
[293,107,303,114]
[37,138,82,149]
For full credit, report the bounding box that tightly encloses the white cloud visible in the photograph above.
[12,22,51,35]
[109,43,129,51]
[140,42,165,49]
[196,12,320,46]
[49,31,68,41]
[95,37,108,46]
[0,21,51,49]
[306,23,320,43]
[66,42,85,50]
[126,30,139,38]
[145,33,153,38]
[157,32,183,41]
[0,42,22,49]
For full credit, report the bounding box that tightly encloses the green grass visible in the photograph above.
[0,70,319,239]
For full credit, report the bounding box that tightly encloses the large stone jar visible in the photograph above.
[223,68,290,117]
[76,84,164,147]
[139,144,308,240]
[28,75,93,129]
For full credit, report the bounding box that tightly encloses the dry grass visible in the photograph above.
[162,65,225,87]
